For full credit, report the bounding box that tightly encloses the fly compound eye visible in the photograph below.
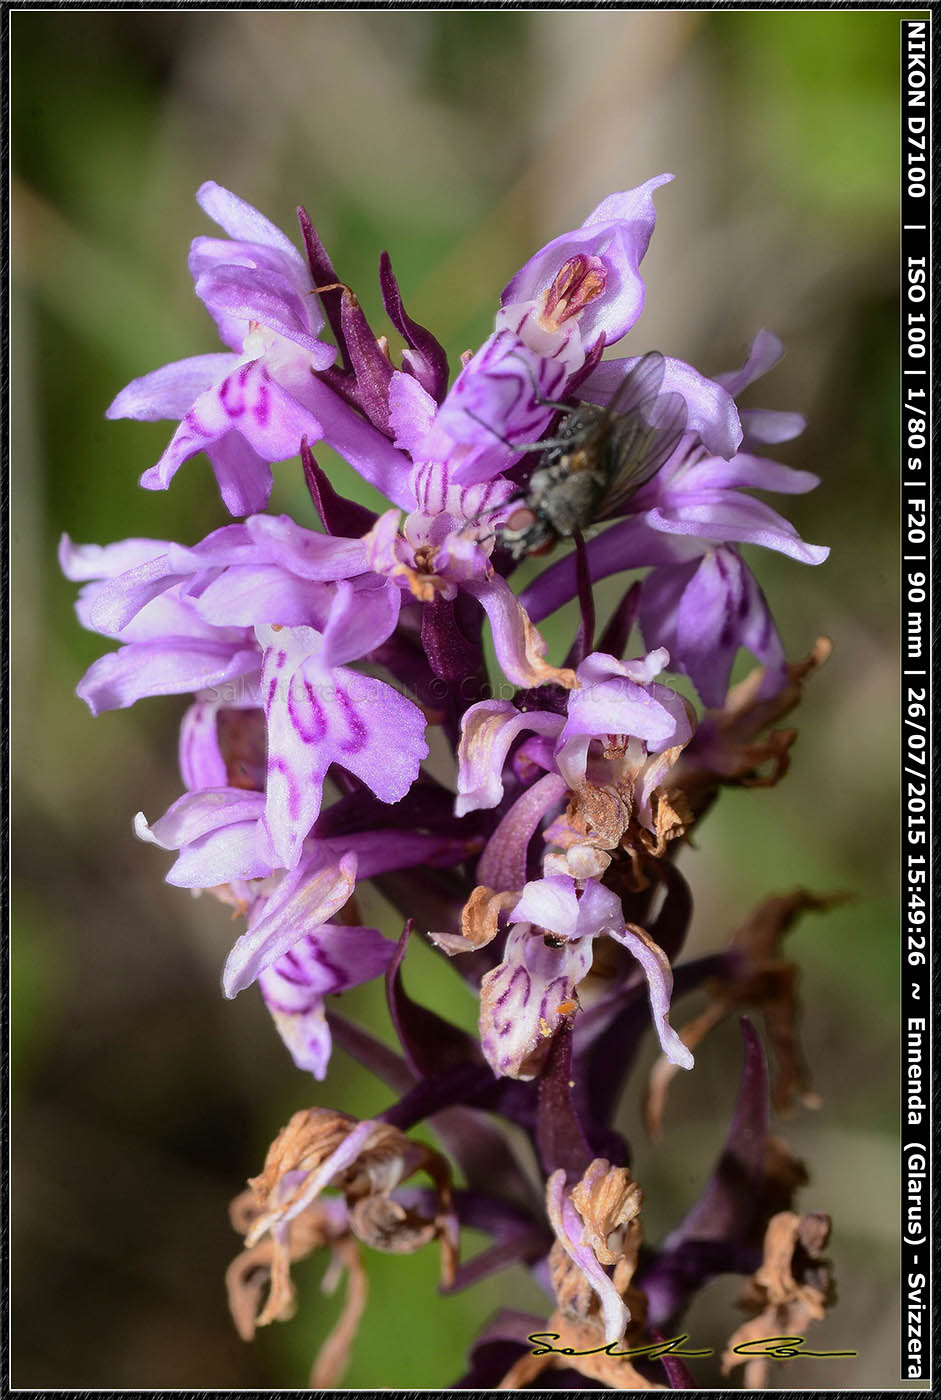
[506,507,537,532]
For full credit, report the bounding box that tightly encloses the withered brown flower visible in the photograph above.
[227,1107,459,1384]
[722,1210,836,1388]
[226,1190,366,1387]
[430,883,519,955]
[673,637,832,820]
[498,1159,665,1390]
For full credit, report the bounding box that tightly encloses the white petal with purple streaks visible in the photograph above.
[546,1171,629,1345]
[479,924,593,1079]
[259,924,394,1078]
[456,700,563,816]
[140,361,324,508]
[223,852,358,997]
[259,625,428,868]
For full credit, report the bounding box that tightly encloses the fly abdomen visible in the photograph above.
[543,466,607,537]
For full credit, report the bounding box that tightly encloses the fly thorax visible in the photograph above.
[527,466,558,498]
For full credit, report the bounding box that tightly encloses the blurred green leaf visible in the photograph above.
[11,893,70,1091]
[711,11,915,216]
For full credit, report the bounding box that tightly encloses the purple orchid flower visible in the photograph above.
[65,174,836,1389]
[498,176,674,356]
[220,827,476,1078]
[221,827,472,998]
[477,874,691,1081]
[135,777,476,944]
[457,647,690,816]
[638,545,787,708]
[135,778,476,1080]
[517,333,828,709]
[64,523,429,867]
[363,370,578,692]
[454,647,692,890]
[424,177,746,491]
[107,182,411,514]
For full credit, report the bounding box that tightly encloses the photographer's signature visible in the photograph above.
[527,1332,857,1361]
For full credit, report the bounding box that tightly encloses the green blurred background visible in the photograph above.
[12,9,911,1389]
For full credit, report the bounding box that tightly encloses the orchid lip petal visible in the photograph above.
[260,625,428,869]
[479,925,593,1080]
[139,360,325,513]
[222,851,359,997]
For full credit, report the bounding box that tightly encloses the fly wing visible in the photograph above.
[550,351,669,469]
[593,387,688,521]
[602,350,668,417]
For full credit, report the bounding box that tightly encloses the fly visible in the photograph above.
[498,351,687,559]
